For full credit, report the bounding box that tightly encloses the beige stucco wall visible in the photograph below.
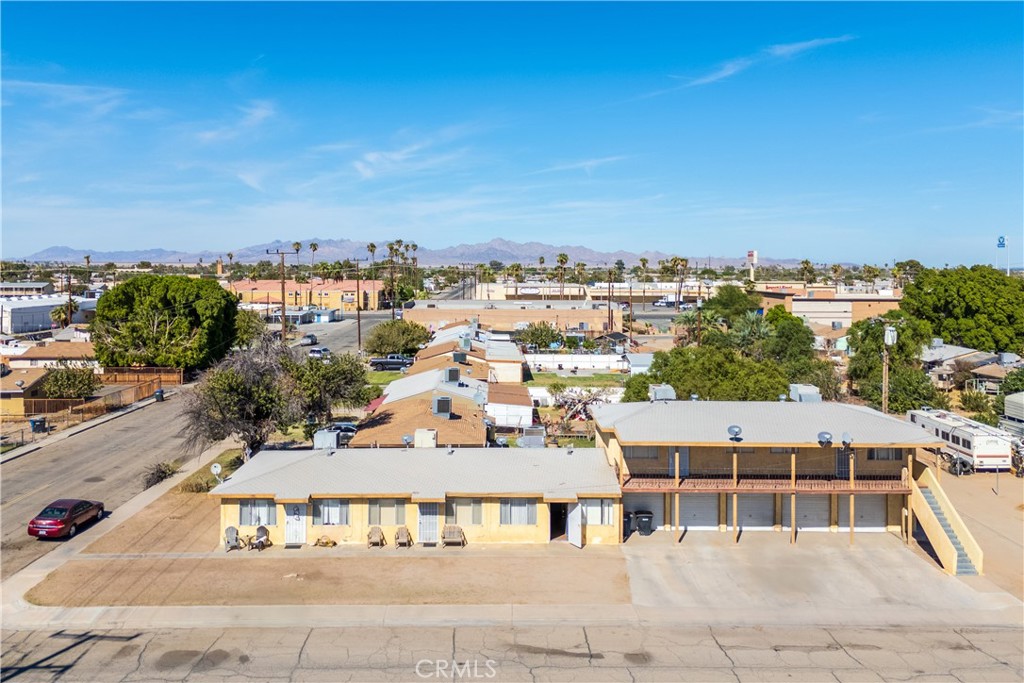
[404,307,621,334]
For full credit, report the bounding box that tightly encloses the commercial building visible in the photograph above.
[210,447,621,547]
[757,288,901,329]
[0,296,97,335]
[402,300,622,336]
[0,282,55,297]
[228,278,384,312]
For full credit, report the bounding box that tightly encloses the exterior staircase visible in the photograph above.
[919,488,977,576]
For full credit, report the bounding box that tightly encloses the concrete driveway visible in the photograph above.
[623,531,1022,628]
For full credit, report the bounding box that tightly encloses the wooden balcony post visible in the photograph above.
[674,448,680,486]
[732,492,739,543]
[790,493,796,545]
[906,453,915,546]
[849,446,855,546]
[732,450,738,487]
[790,452,796,488]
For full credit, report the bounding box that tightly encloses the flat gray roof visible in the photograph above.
[591,401,945,447]
[211,447,620,502]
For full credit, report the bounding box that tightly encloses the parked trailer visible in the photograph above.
[907,408,1014,471]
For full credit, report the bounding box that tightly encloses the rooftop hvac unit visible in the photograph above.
[444,367,460,383]
[460,336,472,351]
[931,337,944,349]
[453,352,467,363]
[648,384,676,401]
[414,428,438,448]
[433,396,453,419]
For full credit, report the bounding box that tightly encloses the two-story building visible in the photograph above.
[592,401,944,539]
[228,278,384,312]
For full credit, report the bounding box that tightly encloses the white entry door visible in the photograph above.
[285,504,307,545]
[419,503,439,544]
[568,502,584,548]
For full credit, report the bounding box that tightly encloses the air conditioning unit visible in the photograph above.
[453,352,467,363]
[433,396,453,418]
[444,367,460,383]
[414,428,438,448]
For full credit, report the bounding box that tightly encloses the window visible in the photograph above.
[625,446,658,459]
[731,446,754,454]
[367,499,406,525]
[445,498,483,526]
[952,436,961,446]
[962,439,972,450]
[499,498,537,525]
[239,499,277,526]
[867,448,901,461]
[941,431,950,440]
[312,499,349,525]
[770,447,798,454]
[910,414,917,423]
[583,499,615,526]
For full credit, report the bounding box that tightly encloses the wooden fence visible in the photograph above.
[101,367,184,385]
[24,378,162,419]
[22,398,87,414]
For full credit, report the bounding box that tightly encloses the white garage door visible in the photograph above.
[838,495,887,532]
[781,495,830,531]
[726,494,775,530]
[680,494,719,530]
[623,493,666,530]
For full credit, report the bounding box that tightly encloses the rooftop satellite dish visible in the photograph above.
[402,434,413,449]
[14,380,24,388]
[841,432,853,447]
[727,425,742,439]
[817,431,833,445]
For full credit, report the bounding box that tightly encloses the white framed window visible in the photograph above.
[445,498,483,525]
[312,499,349,525]
[499,498,537,525]
[625,446,658,459]
[583,499,615,526]
[867,448,901,461]
[367,499,406,525]
[239,499,277,526]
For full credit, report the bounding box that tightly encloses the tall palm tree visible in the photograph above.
[506,262,523,297]
[309,242,319,274]
[50,300,79,328]
[366,242,377,267]
[574,261,587,285]
[226,252,234,268]
[556,253,569,299]
[83,255,91,285]
[733,311,772,360]
[639,257,649,310]
[798,259,815,285]
[830,263,844,292]
[409,242,418,266]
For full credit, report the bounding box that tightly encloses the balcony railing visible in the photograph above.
[622,466,906,492]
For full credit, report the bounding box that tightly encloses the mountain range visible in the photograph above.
[19,238,800,269]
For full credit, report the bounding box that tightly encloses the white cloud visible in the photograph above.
[528,156,628,176]
[766,35,856,58]
[3,79,126,117]
[687,58,756,87]
[196,100,275,143]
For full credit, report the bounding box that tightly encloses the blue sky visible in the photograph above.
[2,2,1021,266]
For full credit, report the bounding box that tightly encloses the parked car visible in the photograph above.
[308,347,332,360]
[369,354,414,371]
[299,333,318,346]
[331,422,359,446]
[28,499,104,539]
[652,299,672,307]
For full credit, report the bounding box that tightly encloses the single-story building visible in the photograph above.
[0,282,56,297]
[210,447,621,547]
[0,367,49,416]
[8,341,99,371]
[0,296,97,334]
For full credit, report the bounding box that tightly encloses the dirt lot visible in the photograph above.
[25,553,630,607]
[82,491,220,555]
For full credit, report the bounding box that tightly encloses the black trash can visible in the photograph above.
[634,510,655,536]
[622,511,634,540]
[29,417,47,434]
[153,389,165,402]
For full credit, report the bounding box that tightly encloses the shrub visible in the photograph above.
[143,460,181,489]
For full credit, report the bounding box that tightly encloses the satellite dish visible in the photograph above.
[727,425,742,438]
[402,434,413,448]
[841,432,853,447]
[817,431,833,445]
[210,463,222,476]
[14,380,24,388]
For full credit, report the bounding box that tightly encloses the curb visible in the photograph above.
[1,389,181,465]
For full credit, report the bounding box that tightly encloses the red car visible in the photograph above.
[27,499,104,539]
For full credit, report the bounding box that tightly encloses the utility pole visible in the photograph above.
[459,263,475,301]
[266,247,298,343]
[350,258,367,353]
[882,324,897,415]
[64,264,73,329]
[606,265,614,332]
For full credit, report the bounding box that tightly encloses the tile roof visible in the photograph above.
[349,395,488,448]
[211,446,620,501]
[485,383,533,407]
[415,341,485,362]
[591,401,945,448]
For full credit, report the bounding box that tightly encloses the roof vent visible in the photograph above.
[648,384,676,401]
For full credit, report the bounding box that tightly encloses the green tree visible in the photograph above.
[959,390,992,414]
[893,259,924,283]
[783,358,843,401]
[846,311,933,384]
[646,346,789,401]
[766,317,816,365]
[364,320,431,356]
[181,336,301,458]
[42,360,101,399]
[856,366,947,413]
[234,309,267,349]
[900,265,1024,353]
[517,322,564,349]
[797,259,816,285]
[49,300,79,328]
[621,373,652,402]
[287,353,368,436]
[702,284,760,329]
[91,275,238,369]
[994,367,1024,415]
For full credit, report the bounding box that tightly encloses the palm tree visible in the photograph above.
[862,264,881,292]
[309,242,319,275]
[639,257,649,310]
[50,300,79,328]
[673,310,700,345]
[574,262,587,285]
[409,242,418,266]
[733,311,772,360]
[830,264,844,292]
[556,253,569,299]
[366,242,377,267]
[226,252,234,268]
[506,262,524,297]
[83,255,91,285]
[798,259,815,285]
[891,265,903,290]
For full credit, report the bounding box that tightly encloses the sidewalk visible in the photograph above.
[1,389,180,465]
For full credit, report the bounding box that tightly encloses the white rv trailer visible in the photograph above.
[907,407,1013,471]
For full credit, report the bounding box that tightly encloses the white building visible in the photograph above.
[0,296,97,335]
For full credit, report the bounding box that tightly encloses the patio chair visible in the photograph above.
[249,525,271,552]
[395,526,413,548]
[314,535,337,547]
[441,524,466,548]
[367,525,387,548]
[224,526,242,552]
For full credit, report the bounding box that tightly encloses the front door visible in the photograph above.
[669,447,690,477]
[285,504,307,545]
[835,448,850,478]
[567,502,584,548]
[419,503,439,544]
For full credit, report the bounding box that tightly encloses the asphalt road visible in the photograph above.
[0,398,194,580]
[289,312,390,358]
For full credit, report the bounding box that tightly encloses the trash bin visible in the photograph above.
[634,510,655,536]
[622,511,634,540]
[28,417,47,434]
[153,389,165,402]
